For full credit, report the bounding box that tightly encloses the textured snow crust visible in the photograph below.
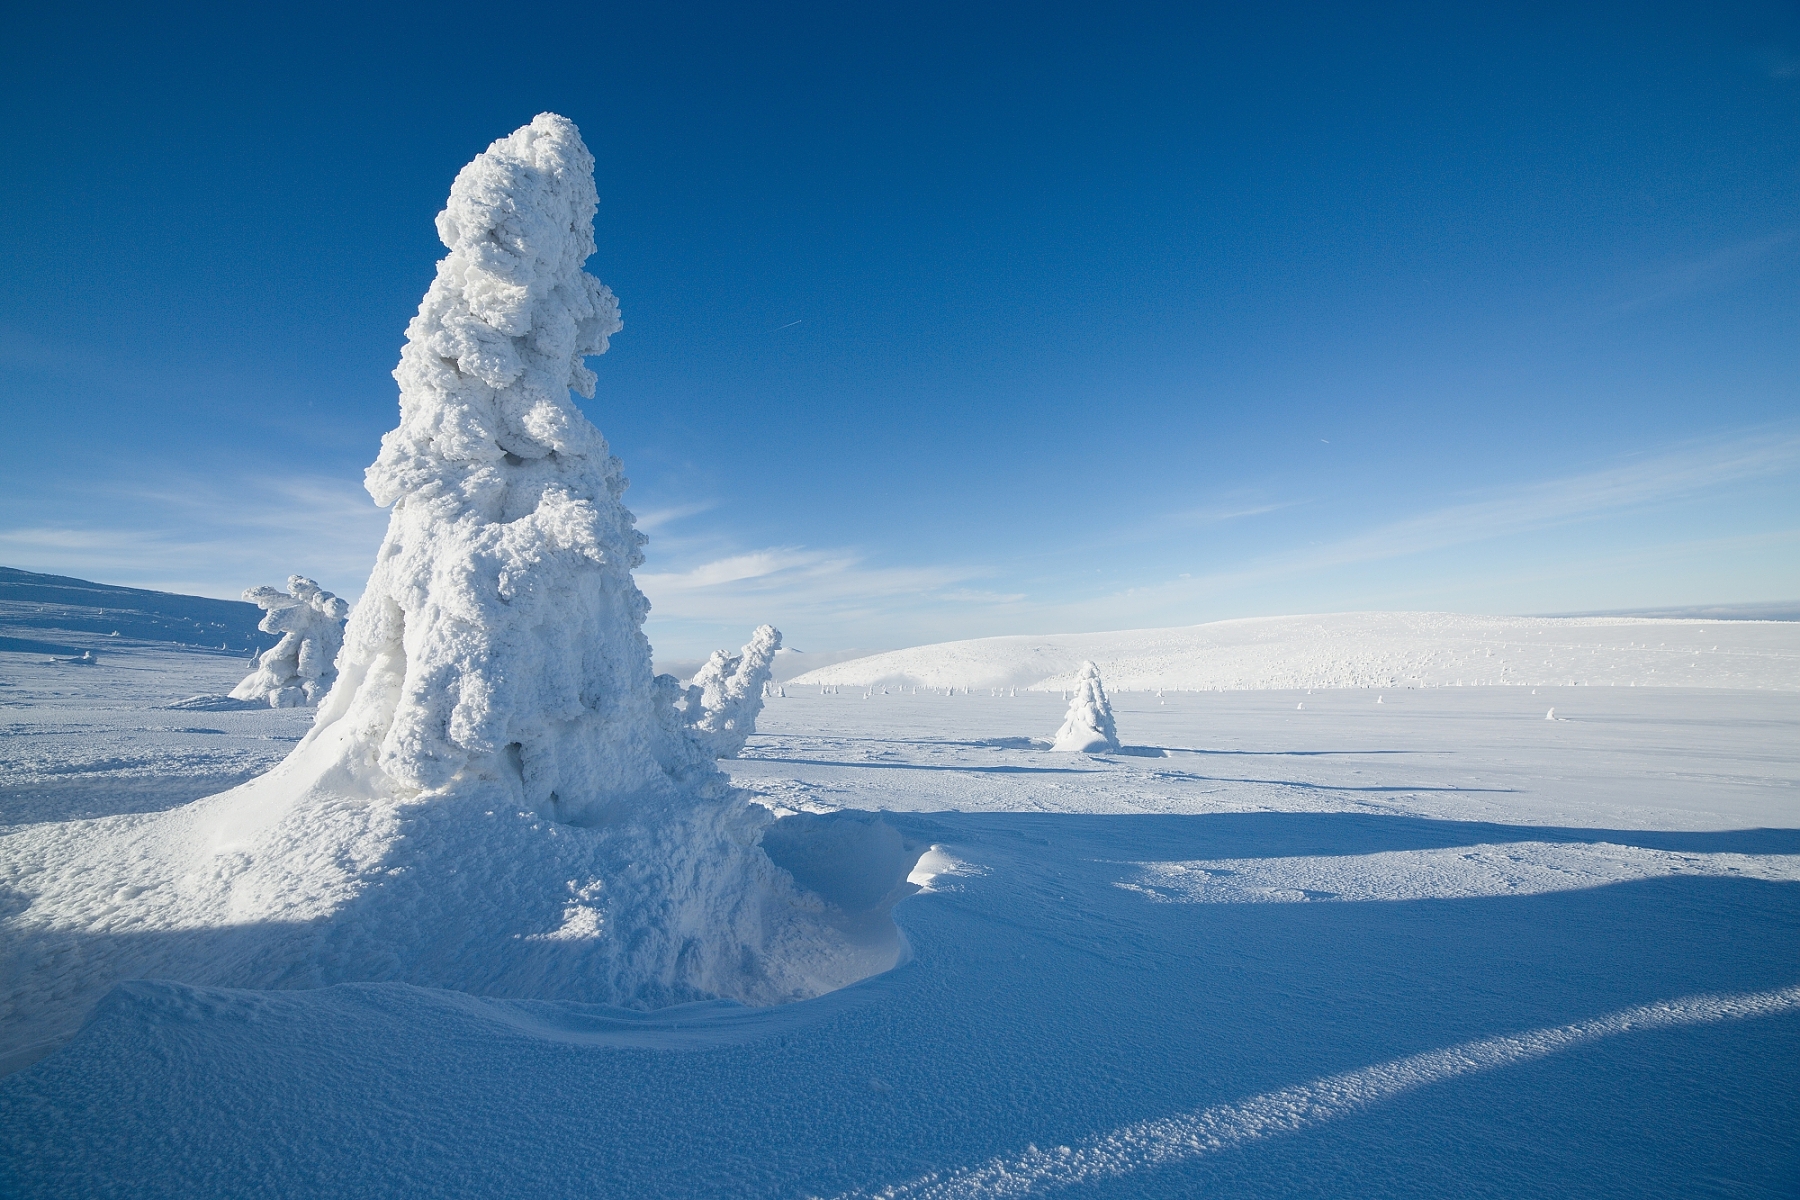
[230,576,349,707]
[1051,661,1119,753]
[0,116,913,1073]
[792,611,1800,692]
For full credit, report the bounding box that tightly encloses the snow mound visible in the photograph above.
[229,576,349,707]
[790,611,1800,692]
[0,115,915,1072]
[1051,661,1120,753]
[166,694,267,712]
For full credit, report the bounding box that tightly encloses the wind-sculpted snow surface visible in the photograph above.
[229,576,349,706]
[0,116,914,1073]
[683,624,782,759]
[1051,661,1119,753]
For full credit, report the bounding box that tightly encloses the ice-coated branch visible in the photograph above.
[230,575,350,707]
[1051,660,1120,753]
[681,624,782,758]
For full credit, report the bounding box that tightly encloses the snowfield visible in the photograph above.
[3,643,1798,1197]
[789,610,1800,692]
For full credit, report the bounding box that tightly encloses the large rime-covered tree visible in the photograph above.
[327,113,723,820]
[0,118,922,1064]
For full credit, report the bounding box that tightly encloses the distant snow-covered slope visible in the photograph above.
[0,566,274,657]
[788,612,1800,692]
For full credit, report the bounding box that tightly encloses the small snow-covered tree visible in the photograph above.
[230,575,350,707]
[1051,660,1119,752]
[679,624,781,758]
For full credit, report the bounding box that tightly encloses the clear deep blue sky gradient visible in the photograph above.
[2,2,1797,656]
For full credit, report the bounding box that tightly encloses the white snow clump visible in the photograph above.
[679,623,782,758]
[230,576,350,707]
[1051,660,1120,753]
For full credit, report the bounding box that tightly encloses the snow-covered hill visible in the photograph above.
[0,567,275,658]
[788,611,1800,692]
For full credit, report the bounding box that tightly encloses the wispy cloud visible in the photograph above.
[1612,229,1798,314]
[1753,45,1800,80]
[1057,427,1800,623]
[638,547,992,623]
[8,427,1794,654]
[0,473,386,600]
[633,501,716,532]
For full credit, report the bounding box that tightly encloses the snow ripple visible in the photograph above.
[841,982,1800,1199]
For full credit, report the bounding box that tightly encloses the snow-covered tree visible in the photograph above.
[312,112,737,817]
[177,115,911,1008]
[1051,660,1120,752]
[230,576,349,707]
[677,624,781,758]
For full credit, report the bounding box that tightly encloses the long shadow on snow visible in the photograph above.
[3,810,1797,1199]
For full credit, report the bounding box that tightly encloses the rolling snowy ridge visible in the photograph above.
[791,611,1800,692]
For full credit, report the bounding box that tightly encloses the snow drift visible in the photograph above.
[230,575,349,706]
[0,115,918,1073]
[1051,661,1119,752]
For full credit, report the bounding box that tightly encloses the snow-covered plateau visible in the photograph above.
[3,636,1798,1197]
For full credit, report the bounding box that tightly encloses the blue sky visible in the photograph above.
[2,2,1796,658]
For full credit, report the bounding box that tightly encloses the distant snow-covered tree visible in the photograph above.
[230,576,350,707]
[678,624,782,758]
[1051,660,1120,753]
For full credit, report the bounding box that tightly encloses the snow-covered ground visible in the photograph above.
[0,646,313,829]
[790,611,1800,692]
[4,642,1797,1197]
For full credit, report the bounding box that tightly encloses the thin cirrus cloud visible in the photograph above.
[637,548,991,621]
[4,427,1792,652]
[1059,426,1800,625]
[0,472,386,601]
[637,426,1799,651]
[1610,228,1798,314]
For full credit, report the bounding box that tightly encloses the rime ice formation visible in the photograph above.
[1052,661,1120,753]
[0,116,920,1070]
[229,576,350,707]
[680,624,781,759]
